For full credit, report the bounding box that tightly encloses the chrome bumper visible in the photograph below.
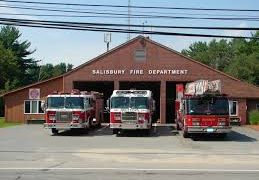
[187,126,231,133]
[110,123,151,130]
[44,122,89,130]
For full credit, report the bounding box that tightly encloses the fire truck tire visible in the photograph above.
[113,129,119,135]
[144,129,150,136]
[218,133,227,139]
[51,128,59,135]
[183,131,189,138]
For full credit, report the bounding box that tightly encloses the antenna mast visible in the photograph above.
[127,0,131,41]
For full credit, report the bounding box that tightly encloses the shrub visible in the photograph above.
[249,110,259,125]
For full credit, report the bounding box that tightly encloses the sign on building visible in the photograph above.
[29,88,40,100]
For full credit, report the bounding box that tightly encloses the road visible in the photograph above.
[0,125,259,179]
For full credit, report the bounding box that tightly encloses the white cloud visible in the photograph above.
[222,22,249,37]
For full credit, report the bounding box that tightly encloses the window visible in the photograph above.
[229,101,238,116]
[24,100,44,114]
[256,104,259,110]
[134,49,146,62]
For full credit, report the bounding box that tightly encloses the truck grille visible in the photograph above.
[56,111,72,122]
[122,112,137,122]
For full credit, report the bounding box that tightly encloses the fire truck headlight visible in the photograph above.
[192,118,200,126]
[49,115,56,121]
[138,114,145,121]
[218,118,226,126]
[218,121,226,126]
[72,115,80,121]
[114,114,121,121]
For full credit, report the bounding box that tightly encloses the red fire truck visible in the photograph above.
[42,90,103,135]
[175,80,231,138]
[108,90,155,135]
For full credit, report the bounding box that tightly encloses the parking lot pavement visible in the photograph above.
[0,125,259,179]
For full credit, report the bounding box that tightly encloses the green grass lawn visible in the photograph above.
[0,117,21,128]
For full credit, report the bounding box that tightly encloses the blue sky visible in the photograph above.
[1,0,259,67]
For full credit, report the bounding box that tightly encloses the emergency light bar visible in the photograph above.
[116,90,147,95]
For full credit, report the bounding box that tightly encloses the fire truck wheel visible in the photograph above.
[113,129,119,135]
[218,133,227,139]
[51,128,59,135]
[183,131,189,138]
[144,129,150,136]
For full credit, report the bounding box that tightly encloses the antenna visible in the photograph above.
[127,0,131,41]
[104,33,112,51]
[142,21,147,36]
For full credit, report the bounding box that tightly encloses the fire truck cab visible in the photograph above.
[175,80,231,138]
[107,90,155,135]
[42,90,103,135]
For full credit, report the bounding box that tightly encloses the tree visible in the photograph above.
[0,42,18,91]
[181,31,259,85]
[182,39,233,71]
[38,63,73,81]
[0,26,38,90]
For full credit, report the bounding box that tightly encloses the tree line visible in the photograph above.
[0,26,73,92]
[0,25,73,116]
[181,32,259,86]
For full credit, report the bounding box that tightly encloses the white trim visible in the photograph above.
[0,167,258,172]
[24,100,45,115]
[229,100,238,116]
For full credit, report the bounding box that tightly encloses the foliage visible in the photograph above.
[0,117,21,128]
[38,62,73,81]
[182,31,259,85]
[0,25,74,92]
[0,26,38,91]
[249,110,259,125]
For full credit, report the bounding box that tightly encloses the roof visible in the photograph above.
[0,75,63,97]
[2,35,259,98]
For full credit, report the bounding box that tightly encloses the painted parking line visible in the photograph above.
[0,168,259,172]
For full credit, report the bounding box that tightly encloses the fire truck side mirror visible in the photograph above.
[152,100,156,112]
[106,99,110,110]
[41,100,46,112]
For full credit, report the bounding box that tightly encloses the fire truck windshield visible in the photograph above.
[65,97,84,109]
[47,97,84,109]
[130,97,149,109]
[186,97,229,115]
[111,97,149,109]
[47,97,64,109]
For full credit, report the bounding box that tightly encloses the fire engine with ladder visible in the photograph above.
[42,89,104,135]
[107,90,155,135]
[175,80,231,138]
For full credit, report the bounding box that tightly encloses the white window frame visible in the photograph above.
[229,100,238,116]
[24,100,45,114]
[134,48,146,62]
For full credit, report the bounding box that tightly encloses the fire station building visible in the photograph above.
[2,36,259,124]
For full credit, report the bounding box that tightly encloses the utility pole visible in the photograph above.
[104,33,112,51]
[127,0,131,41]
[142,21,147,36]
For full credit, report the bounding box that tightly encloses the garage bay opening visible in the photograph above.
[73,81,114,122]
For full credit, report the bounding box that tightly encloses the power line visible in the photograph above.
[1,0,259,12]
[1,12,258,21]
[1,2,258,18]
[1,5,259,21]
[0,18,258,39]
[0,17,258,31]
